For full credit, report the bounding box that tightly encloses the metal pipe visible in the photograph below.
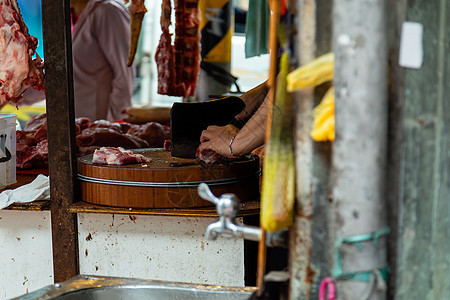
[332,0,388,298]
[42,0,80,282]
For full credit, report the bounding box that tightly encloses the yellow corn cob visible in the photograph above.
[260,51,295,232]
[310,86,335,142]
[286,52,334,92]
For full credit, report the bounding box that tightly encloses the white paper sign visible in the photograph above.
[399,22,423,69]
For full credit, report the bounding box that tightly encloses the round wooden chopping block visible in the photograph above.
[77,148,261,208]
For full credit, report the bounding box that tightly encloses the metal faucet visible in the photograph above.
[198,183,262,242]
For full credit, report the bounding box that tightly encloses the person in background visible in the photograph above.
[70,0,135,121]
[198,81,270,158]
[22,0,135,122]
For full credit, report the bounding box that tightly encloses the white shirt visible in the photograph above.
[72,0,136,121]
[22,0,136,122]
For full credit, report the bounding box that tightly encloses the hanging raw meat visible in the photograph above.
[155,0,201,97]
[155,0,176,95]
[0,0,44,105]
[124,0,147,66]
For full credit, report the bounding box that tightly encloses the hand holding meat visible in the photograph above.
[198,84,271,162]
[199,124,240,158]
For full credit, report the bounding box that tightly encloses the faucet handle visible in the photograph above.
[198,183,219,205]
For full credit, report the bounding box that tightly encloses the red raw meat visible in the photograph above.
[16,130,36,146]
[77,128,150,149]
[33,120,47,142]
[24,113,46,131]
[16,142,48,169]
[163,139,171,150]
[155,0,177,95]
[16,114,48,169]
[196,148,221,164]
[75,117,90,131]
[35,139,48,159]
[88,119,132,134]
[127,122,169,148]
[155,0,200,97]
[92,147,152,165]
[0,0,44,105]
[16,113,170,169]
[173,0,201,96]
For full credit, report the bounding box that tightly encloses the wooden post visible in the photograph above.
[42,0,80,282]
[332,0,388,298]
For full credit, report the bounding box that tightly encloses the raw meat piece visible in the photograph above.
[92,146,152,165]
[173,0,200,96]
[23,113,46,131]
[163,139,171,150]
[155,0,200,97]
[125,0,147,66]
[35,139,48,159]
[16,137,48,169]
[155,0,176,95]
[76,128,150,149]
[75,117,90,131]
[16,142,48,169]
[87,119,132,134]
[196,148,221,164]
[0,0,44,105]
[16,113,171,168]
[127,122,169,147]
[75,123,81,135]
[16,130,36,146]
[32,120,47,142]
[21,113,47,143]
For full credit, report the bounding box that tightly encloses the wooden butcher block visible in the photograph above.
[77,148,261,208]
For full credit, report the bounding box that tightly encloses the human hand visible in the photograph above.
[199,124,240,158]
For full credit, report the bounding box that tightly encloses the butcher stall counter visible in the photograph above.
[0,151,261,299]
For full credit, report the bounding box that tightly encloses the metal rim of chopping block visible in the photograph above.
[77,169,261,188]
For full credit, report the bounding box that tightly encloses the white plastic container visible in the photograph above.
[0,114,16,189]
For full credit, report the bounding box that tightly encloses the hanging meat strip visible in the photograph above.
[125,0,147,66]
[155,0,177,95]
[155,0,201,97]
[0,0,44,105]
[174,0,201,97]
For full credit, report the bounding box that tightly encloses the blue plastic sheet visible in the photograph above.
[17,0,44,58]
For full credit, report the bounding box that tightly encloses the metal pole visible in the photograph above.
[332,0,388,298]
[42,0,80,282]
[289,0,333,298]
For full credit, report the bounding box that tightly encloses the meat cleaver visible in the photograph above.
[170,96,245,158]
